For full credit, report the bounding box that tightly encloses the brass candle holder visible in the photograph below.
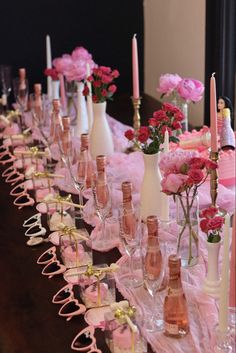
[210,150,226,216]
[125,96,142,153]
[132,96,141,132]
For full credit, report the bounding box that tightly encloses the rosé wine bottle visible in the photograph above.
[61,116,72,156]
[164,254,189,338]
[50,99,62,143]
[19,68,26,90]
[79,133,94,188]
[144,216,163,280]
[121,181,136,238]
[95,155,109,207]
[33,83,42,109]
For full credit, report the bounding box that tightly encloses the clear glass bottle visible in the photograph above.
[144,216,162,280]
[164,254,189,338]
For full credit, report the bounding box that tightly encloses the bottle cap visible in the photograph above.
[52,99,60,112]
[81,133,89,149]
[147,215,158,235]
[19,68,26,79]
[34,83,42,95]
[96,155,106,172]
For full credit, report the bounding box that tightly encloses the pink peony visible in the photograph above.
[161,173,188,194]
[177,78,204,103]
[157,73,182,96]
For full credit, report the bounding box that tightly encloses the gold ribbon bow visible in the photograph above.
[55,194,72,203]
[7,110,21,120]
[29,146,39,156]
[114,305,137,353]
[83,264,119,307]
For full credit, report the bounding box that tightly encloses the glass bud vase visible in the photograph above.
[176,193,199,267]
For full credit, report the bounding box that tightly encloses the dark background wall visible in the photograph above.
[1,0,144,96]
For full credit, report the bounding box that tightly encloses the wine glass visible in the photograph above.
[118,205,143,288]
[142,237,166,332]
[12,77,29,130]
[0,65,12,110]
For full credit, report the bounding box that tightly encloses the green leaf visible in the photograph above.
[169,136,179,143]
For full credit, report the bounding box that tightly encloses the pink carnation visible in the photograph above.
[161,173,188,194]
[177,78,204,103]
[157,73,182,96]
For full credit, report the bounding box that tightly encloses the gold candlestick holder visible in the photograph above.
[132,96,141,132]
[210,150,226,216]
[125,97,142,153]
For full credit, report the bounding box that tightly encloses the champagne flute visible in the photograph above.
[118,206,143,288]
[92,176,113,249]
[0,65,12,111]
[143,238,166,331]
[12,77,29,130]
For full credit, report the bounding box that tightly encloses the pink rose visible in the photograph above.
[157,73,182,96]
[100,66,111,74]
[189,157,206,169]
[82,84,90,96]
[161,126,172,137]
[93,80,102,88]
[200,207,218,219]
[174,111,185,121]
[101,89,107,97]
[162,102,180,114]
[101,74,113,84]
[187,169,204,184]
[138,126,150,143]
[124,129,134,141]
[177,78,204,103]
[207,216,224,231]
[161,173,188,194]
[159,150,199,175]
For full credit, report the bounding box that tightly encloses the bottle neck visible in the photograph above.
[168,271,182,289]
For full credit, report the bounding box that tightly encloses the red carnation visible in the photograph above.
[200,218,209,233]
[124,129,135,141]
[82,84,90,96]
[208,216,224,231]
[172,121,182,130]
[108,84,117,93]
[138,126,150,143]
[200,207,218,219]
[205,160,218,170]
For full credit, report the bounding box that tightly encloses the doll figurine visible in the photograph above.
[220,108,235,150]
[217,96,233,135]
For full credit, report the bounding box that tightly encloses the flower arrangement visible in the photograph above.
[160,150,218,265]
[157,73,204,103]
[124,103,184,154]
[52,47,96,82]
[82,66,120,103]
[200,207,224,243]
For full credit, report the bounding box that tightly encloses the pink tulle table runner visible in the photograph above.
[4,112,235,353]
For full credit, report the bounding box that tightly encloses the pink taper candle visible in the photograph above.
[132,34,140,99]
[229,212,236,308]
[210,73,218,152]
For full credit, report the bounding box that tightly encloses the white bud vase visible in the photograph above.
[203,240,222,298]
[140,152,162,221]
[52,80,60,100]
[90,101,114,158]
[75,82,88,136]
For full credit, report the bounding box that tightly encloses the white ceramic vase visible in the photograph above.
[75,82,88,136]
[52,80,60,100]
[140,152,163,221]
[203,240,221,298]
[90,101,114,158]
